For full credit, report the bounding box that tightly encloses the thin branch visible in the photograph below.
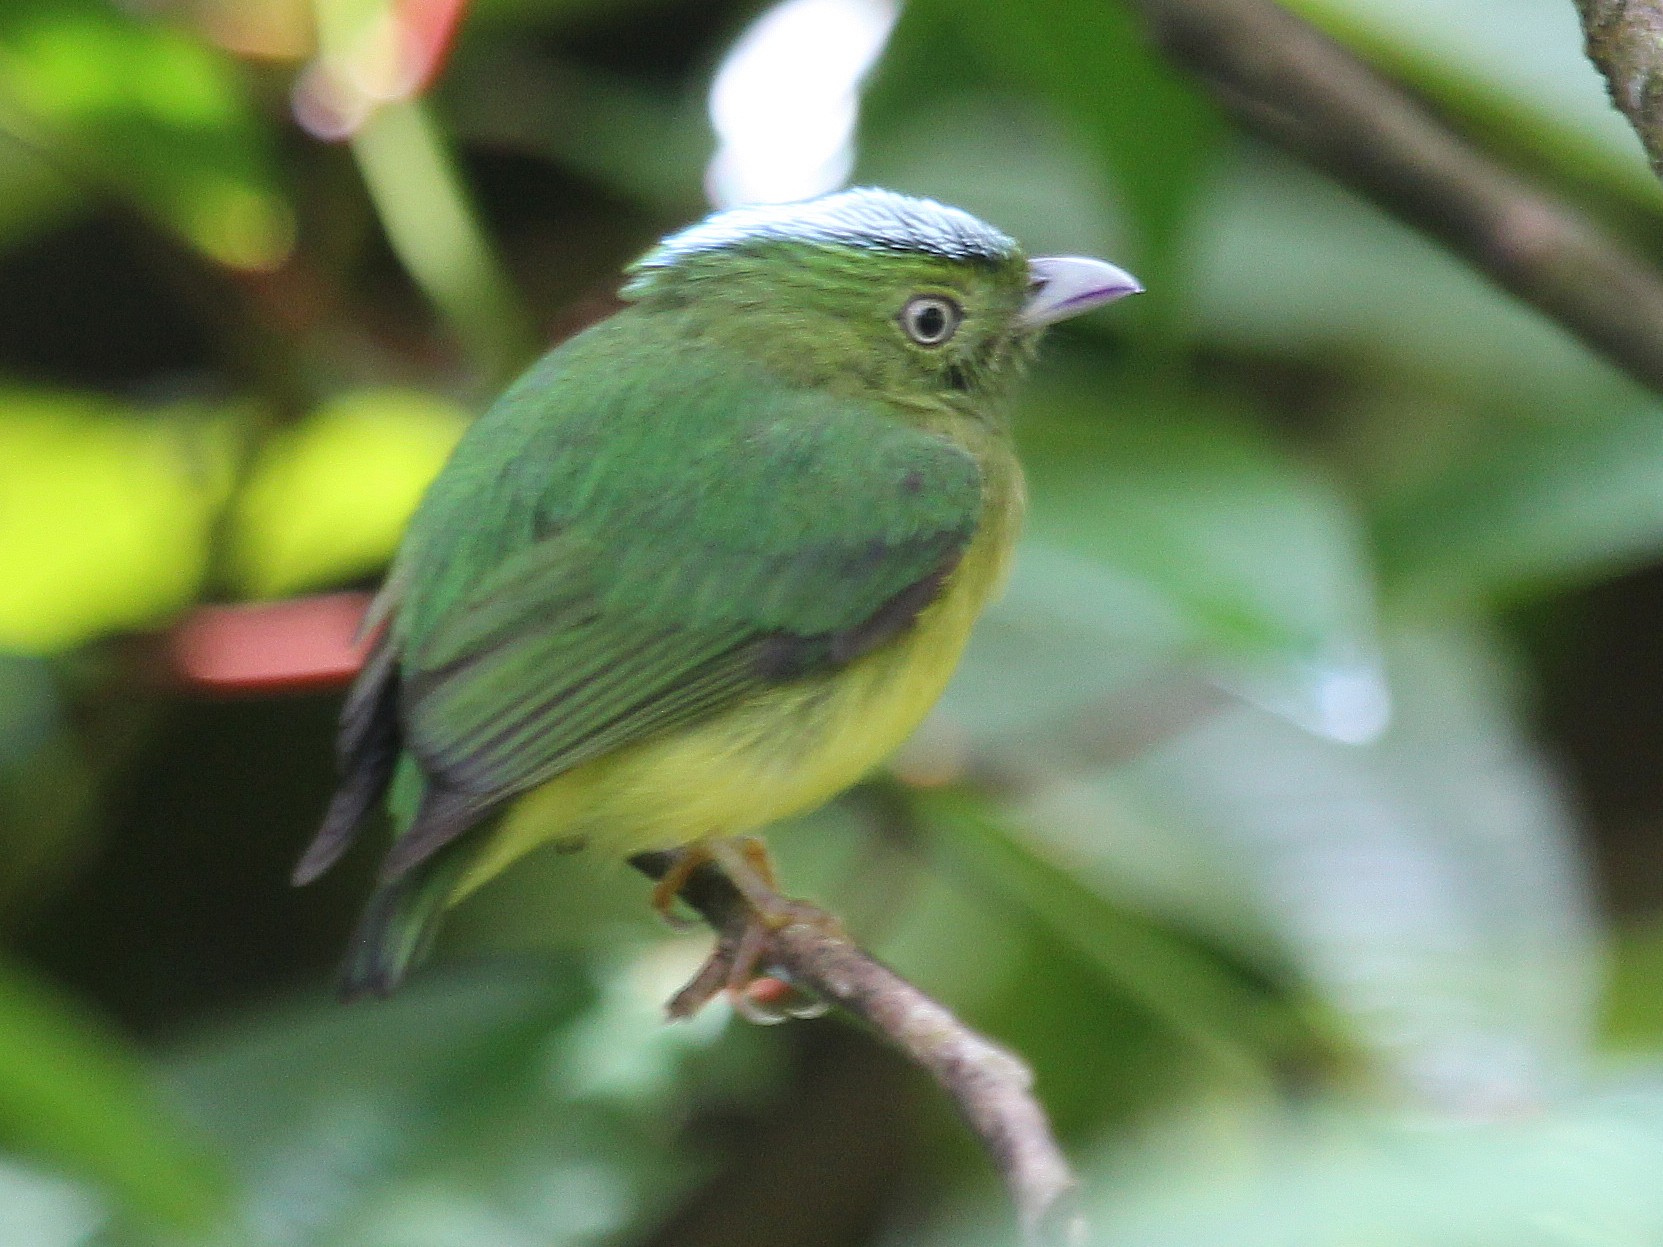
[1576,0,1663,181]
[630,851,1084,1247]
[1126,0,1663,395]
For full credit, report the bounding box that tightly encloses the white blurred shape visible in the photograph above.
[0,1163,103,1247]
[1224,652,1394,746]
[706,0,899,207]
[1308,658,1394,744]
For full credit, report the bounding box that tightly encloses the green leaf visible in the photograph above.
[0,657,96,918]
[0,958,226,1233]
[1079,1084,1663,1247]
[230,389,466,599]
[466,0,658,23]
[971,370,1390,741]
[0,118,81,255]
[162,962,770,1247]
[1020,383,1370,660]
[1375,403,1663,607]
[0,0,293,269]
[914,786,1280,1084]
[445,48,708,218]
[934,535,1191,744]
[990,623,1599,1108]
[913,1081,1663,1245]
[1191,152,1642,407]
[0,390,237,652]
[1604,919,1663,1052]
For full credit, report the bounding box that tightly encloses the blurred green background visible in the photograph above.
[8,0,1663,1243]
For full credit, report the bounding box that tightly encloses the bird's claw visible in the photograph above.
[666,924,831,1023]
[652,836,842,1022]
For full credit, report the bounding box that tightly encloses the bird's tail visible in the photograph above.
[338,844,469,1001]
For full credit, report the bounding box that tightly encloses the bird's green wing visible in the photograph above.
[359,345,984,880]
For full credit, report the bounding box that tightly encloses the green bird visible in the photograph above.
[294,188,1140,1000]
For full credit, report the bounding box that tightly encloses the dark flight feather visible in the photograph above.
[338,842,470,1000]
[292,637,401,886]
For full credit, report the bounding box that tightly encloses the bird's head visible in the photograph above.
[621,188,1140,414]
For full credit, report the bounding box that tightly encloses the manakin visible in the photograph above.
[295,188,1141,1000]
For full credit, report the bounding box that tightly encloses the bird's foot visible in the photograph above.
[653,836,843,1021]
[665,911,833,1023]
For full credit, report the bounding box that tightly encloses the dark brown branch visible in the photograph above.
[1126,0,1663,395]
[1577,0,1663,181]
[630,851,1084,1247]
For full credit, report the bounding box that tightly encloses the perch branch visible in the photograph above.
[1576,0,1663,181]
[1126,0,1663,395]
[630,851,1084,1247]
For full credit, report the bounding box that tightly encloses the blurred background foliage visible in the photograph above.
[6,0,1663,1243]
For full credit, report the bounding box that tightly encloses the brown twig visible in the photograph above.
[630,851,1084,1247]
[1124,0,1663,395]
[1576,0,1663,181]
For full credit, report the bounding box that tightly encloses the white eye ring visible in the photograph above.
[900,295,962,347]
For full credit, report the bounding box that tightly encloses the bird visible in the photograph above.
[292,187,1141,1003]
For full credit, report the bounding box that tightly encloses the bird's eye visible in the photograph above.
[900,295,962,347]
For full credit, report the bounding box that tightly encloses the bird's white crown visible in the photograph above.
[628,188,1021,279]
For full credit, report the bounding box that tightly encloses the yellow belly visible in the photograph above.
[457,452,1024,899]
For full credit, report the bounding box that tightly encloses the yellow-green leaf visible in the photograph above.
[0,391,235,652]
[231,388,466,598]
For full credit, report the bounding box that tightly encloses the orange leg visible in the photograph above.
[651,835,809,927]
[649,843,716,928]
